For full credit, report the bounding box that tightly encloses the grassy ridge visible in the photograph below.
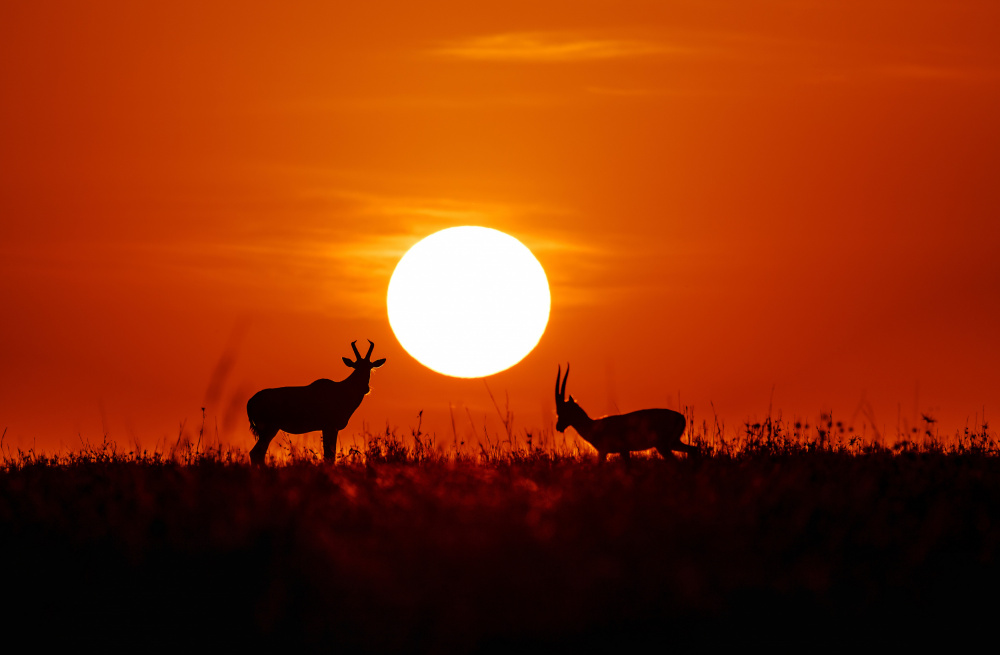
[6,404,993,468]
[3,430,1000,650]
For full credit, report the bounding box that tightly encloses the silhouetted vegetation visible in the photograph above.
[2,414,998,650]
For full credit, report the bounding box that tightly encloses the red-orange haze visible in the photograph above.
[2,1,998,454]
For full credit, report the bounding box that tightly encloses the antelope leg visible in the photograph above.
[322,429,340,462]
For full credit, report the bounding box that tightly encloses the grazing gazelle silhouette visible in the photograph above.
[246,340,386,465]
[555,364,698,461]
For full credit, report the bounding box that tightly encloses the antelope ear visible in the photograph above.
[342,357,356,368]
[371,358,386,368]
[569,395,575,403]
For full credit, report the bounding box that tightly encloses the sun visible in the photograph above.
[387,226,551,378]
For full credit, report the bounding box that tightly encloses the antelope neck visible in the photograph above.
[346,368,372,391]
[569,405,595,432]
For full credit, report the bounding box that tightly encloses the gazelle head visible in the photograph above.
[343,340,386,374]
[555,364,585,433]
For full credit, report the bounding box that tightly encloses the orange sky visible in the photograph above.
[2,1,999,454]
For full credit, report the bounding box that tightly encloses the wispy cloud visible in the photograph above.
[146,190,608,316]
[432,32,679,62]
[279,191,624,313]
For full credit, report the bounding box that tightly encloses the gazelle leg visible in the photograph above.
[670,442,700,458]
[655,446,676,460]
[620,450,631,462]
[249,427,278,466]
[322,429,339,462]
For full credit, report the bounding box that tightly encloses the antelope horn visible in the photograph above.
[556,366,562,402]
[365,340,375,361]
[560,363,569,400]
[351,340,362,361]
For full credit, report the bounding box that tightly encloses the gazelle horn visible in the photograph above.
[351,340,362,361]
[561,363,570,400]
[365,340,375,361]
[556,366,562,402]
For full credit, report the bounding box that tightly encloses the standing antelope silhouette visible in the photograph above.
[246,340,385,465]
[555,364,698,461]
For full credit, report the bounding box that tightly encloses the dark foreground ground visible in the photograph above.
[3,452,1000,651]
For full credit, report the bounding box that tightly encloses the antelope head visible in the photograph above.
[343,340,386,389]
[555,364,585,433]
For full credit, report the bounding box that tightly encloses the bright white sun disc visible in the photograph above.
[387,226,551,378]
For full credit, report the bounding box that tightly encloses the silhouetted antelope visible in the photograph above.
[247,340,385,465]
[555,364,697,461]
